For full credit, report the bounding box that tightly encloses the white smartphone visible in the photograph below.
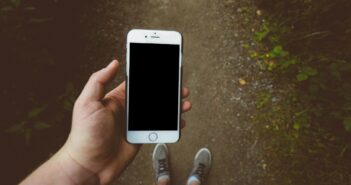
[126,29,183,144]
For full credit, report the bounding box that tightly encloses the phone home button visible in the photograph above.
[148,132,158,142]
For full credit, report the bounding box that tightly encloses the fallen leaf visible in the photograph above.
[239,78,247,85]
[262,163,267,170]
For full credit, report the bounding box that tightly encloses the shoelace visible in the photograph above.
[158,159,168,174]
[193,163,206,180]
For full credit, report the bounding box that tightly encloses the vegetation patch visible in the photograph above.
[248,0,351,184]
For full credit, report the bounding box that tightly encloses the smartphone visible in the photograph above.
[126,29,183,143]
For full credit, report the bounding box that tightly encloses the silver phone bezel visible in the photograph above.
[125,29,183,144]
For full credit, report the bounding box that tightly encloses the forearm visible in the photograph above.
[20,147,99,185]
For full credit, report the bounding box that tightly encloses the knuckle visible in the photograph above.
[90,71,103,83]
[89,72,99,81]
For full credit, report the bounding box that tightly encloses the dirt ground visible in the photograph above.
[80,0,269,184]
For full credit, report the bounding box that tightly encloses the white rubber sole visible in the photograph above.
[194,148,212,167]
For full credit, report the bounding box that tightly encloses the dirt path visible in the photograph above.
[82,0,268,184]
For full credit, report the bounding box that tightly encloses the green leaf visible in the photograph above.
[28,105,47,118]
[295,109,308,117]
[256,92,271,109]
[1,6,13,12]
[271,45,283,57]
[343,117,351,131]
[303,67,318,76]
[269,35,280,43]
[296,66,317,81]
[34,122,51,130]
[254,23,270,42]
[25,6,36,11]
[63,100,73,111]
[241,43,250,49]
[280,59,296,69]
[270,45,288,58]
[10,0,22,6]
[5,122,25,134]
[29,18,53,24]
[293,122,301,130]
[267,61,277,71]
[297,73,308,81]
[330,63,341,80]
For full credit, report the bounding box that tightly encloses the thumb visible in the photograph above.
[77,60,120,103]
[105,81,126,103]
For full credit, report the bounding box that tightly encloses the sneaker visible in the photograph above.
[187,148,212,184]
[152,143,170,182]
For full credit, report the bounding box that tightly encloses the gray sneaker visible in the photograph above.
[187,148,212,184]
[152,143,170,182]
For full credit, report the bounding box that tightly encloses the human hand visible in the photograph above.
[60,60,191,184]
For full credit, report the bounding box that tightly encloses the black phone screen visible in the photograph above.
[127,43,180,131]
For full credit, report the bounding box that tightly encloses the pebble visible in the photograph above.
[272,96,278,102]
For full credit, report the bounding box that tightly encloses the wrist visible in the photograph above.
[54,146,100,185]
[20,146,100,185]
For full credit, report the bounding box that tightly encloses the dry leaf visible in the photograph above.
[239,78,247,85]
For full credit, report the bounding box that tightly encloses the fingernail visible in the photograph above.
[107,60,118,68]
